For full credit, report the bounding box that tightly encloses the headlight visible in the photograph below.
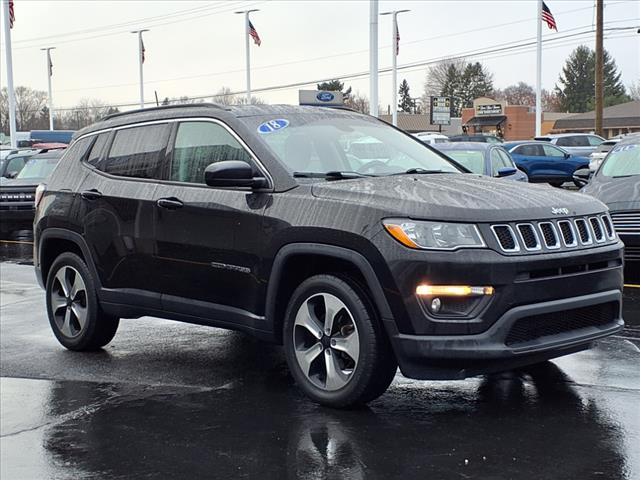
[383,219,485,250]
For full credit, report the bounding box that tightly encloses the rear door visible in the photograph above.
[152,119,268,316]
[510,143,545,177]
[78,123,170,297]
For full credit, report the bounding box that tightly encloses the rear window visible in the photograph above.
[100,124,169,179]
[442,150,485,174]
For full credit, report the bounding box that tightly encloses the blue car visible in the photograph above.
[503,141,590,187]
[433,142,528,182]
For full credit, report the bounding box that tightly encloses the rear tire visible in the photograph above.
[46,252,119,351]
[283,274,397,408]
[549,181,564,188]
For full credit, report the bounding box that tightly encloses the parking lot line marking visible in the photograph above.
[0,240,34,245]
[624,284,640,289]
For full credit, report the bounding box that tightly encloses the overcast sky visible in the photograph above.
[1,0,639,113]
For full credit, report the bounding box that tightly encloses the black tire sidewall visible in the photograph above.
[46,252,101,351]
[283,275,381,407]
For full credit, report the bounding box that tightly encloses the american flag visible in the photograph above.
[141,37,146,64]
[48,50,53,77]
[9,0,15,28]
[541,1,557,31]
[248,20,261,46]
[395,17,400,55]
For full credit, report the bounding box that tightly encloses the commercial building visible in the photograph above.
[378,114,462,136]
[552,100,640,138]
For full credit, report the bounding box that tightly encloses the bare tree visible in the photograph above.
[211,86,237,106]
[13,86,47,131]
[629,80,640,101]
[421,58,467,106]
[345,91,369,114]
[495,82,536,106]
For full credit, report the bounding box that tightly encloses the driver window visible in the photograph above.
[171,121,253,183]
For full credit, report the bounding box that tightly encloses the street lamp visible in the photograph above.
[40,47,56,130]
[380,9,410,126]
[131,29,149,108]
[234,9,260,103]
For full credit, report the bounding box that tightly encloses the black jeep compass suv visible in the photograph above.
[34,104,625,407]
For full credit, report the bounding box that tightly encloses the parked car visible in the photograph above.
[0,149,65,232]
[503,141,590,187]
[413,132,449,145]
[534,133,605,157]
[0,149,41,180]
[33,104,624,408]
[448,134,503,144]
[589,139,621,172]
[433,142,528,182]
[575,135,639,265]
[29,130,75,145]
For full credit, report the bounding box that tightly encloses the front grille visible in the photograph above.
[0,191,35,203]
[601,215,614,239]
[505,302,618,347]
[557,220,577,247]
[539,222,559,249]
[589,217,605,242]
[517,224,540,250]
[625,246,640,260]
[611,211,640,235]
[492,225,518,251]
[574,219,592,244]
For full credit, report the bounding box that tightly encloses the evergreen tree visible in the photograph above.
[555,45,628,113]
[459,62,494,111]
[440,64,464,116]
[397,79,415,113]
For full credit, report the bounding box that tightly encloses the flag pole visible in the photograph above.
[2,0,17,147]
[380,9,409,127]
[235,9,259,104]
[41,47,56,130]
[535,0,543,137]
[131,29,149,108]
[369,0,379,117]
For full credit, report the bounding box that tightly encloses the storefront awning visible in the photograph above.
[465,115,507,127]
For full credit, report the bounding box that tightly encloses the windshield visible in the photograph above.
[16,157,60,179]
[440,150,485,174]
[600,143,639,177]
[240,113,460,176]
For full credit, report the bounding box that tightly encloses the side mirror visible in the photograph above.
[564,152,570,159]
[496,167,517,177]
[5,171,18,179]
[204,161,268,189]
[573,168,591,187]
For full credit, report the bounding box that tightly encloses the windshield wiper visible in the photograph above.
[293,171,373,180]
[391,168,455,175]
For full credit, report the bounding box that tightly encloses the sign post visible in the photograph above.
[430,96,452,130]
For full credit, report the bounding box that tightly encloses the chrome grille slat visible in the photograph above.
[611,212,640,234]
[589,217,605,243]
[557,220,577,247]
[538,222,560,249]
[491,225,520,252]
[600,215,615,239]
[574,219,593,245]
[516,224,541,251]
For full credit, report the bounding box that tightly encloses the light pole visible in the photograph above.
[369,0,379,117]
[235,9,259,104]
[131,29,149,108]
[41,47,55,130]
[380,9,409,127]
[2,0,17,147]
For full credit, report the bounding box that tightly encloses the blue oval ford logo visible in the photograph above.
[316,91,335,102]
[257,119,289,134]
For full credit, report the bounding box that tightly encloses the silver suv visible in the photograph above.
[534,133,605,157]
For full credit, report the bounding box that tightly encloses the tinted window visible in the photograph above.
[101,124,168,179]
[61,137,93,164]
[490,148,512,175]
[86,133,111,167]
[515,144,543,156]
[170,121,253,184]
[4,156,27,175]
[543,145,565,157]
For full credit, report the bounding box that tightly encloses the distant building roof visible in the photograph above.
[553,100,640,130]
[378,114,461,135]
[543,112,574,122]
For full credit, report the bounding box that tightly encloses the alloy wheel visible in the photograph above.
[293,293,360,391]
[49,266,88,339]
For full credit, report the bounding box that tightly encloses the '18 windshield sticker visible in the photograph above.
[258,119,289,134]
[612,144,637,153]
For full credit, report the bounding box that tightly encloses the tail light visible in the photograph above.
[35,183,46,209]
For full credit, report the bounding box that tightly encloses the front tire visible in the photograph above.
[283,274,397,408]
[46,252,119,351]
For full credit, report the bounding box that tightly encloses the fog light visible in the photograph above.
[416,285,494,296]
[430,298,442,313]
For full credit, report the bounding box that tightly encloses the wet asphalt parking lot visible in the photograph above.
[1,230,639,480]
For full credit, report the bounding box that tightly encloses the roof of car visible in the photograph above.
[535,133,602,139]
[435,142,492,150]
[74,103,358,139]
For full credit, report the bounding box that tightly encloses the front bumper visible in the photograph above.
[387,289,623,380]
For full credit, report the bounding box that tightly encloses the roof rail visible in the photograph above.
[101,102,228,121]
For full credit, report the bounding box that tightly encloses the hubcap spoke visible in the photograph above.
[60,308,73,337]
[295,342,323,376]
[322,294,344,336]
[55,268,71,298]
[294,300,323,340]
[324,350,349,390]
[71,304,88,330]
[50,292,67,313]
[330,331,359,364]
[70,274,85,301]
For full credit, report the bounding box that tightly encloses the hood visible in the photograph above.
[0,177,43,189]
[311,173,607,222]
[581,175,640,212]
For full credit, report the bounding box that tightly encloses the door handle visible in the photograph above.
[156,197,184,210]
[80,189,102,200]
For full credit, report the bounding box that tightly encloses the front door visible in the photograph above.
[152,120,268,315]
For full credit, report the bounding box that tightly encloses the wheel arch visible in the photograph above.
[265,243,395,344]
[38,229,100,289]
